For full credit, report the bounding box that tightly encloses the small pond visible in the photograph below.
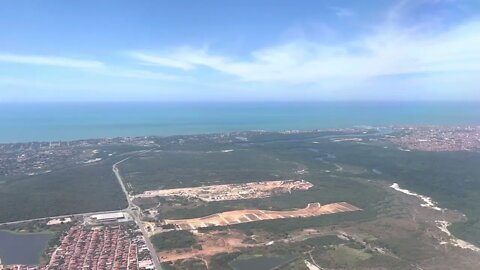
[0,230,53,265]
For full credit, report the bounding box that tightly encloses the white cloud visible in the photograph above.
[130,19,480,84]
[0,53,105,69]
[0,53,179,81]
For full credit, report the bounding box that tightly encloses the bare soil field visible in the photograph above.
[164,202,361,230]
[134,179,313,202]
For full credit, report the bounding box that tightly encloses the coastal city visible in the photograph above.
[389,126,480,151]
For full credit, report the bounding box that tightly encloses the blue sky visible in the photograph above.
[1,0,479,102]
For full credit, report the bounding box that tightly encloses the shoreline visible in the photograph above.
[3,124,480,145]
[2,101,480,143]
[0,229,54,236]
[0,126,375,145]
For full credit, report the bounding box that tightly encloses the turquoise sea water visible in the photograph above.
[0,102,479,143]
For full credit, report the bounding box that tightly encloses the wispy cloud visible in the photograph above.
[129,19,480,84]
[105,68,179,81]
[0,53,105,69]
[0,53,178,81]
[130,51,196,70]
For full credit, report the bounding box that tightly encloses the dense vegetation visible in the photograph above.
[120,149,300,193]
[128,131,480,248]
[150,230,196,251]
[0,161,127,223]
[301,234,349,246]
[314,141,480,246]
[3,129,480,258]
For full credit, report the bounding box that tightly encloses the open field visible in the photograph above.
[135,179,313,202]
[158,230,249,263]
[164,202,361,230]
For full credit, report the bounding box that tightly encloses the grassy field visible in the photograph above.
[326,246,373,267]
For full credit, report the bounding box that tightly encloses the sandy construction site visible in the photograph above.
[164,202,361,230]
[135,179,313,202]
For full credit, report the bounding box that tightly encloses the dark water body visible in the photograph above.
[1,102,479,143]
[229,255,293,270]
[0,230,52,265]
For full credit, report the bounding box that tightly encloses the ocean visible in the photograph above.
[1,102,479,143]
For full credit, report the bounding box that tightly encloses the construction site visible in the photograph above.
[135,179,313,202]
[163,202,361,230]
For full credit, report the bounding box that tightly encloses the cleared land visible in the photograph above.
[158,230,250,263]
[164,202,361,230]
[135,179,313,202]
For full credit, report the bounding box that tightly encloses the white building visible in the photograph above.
[90,212,126,223]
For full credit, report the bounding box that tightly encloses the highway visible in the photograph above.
[112,149,163,270]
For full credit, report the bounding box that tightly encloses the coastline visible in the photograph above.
[1,101,480,143]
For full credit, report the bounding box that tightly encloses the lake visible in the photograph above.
[0,230,53,266]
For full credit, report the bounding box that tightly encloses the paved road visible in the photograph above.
[113,150,163,270]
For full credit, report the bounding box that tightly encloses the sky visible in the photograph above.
[0,0,479,102]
